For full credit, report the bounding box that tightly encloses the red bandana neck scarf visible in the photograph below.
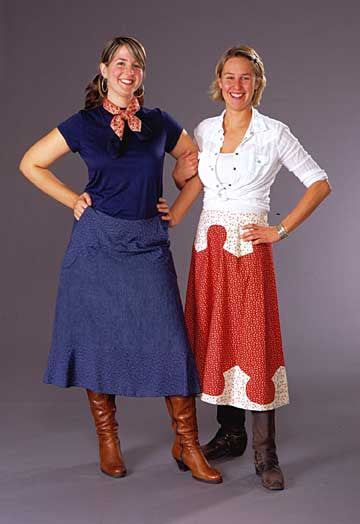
[103,97,142,140]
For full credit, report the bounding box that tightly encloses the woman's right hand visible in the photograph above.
[73,192,92,220]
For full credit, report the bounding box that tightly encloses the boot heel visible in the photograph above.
[175,459,189,472]
[165,396,222,484]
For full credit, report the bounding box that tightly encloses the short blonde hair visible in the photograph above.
[209,45,266,107]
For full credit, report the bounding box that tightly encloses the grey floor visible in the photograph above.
[1,375,358,524]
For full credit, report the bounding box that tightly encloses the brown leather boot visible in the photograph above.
[252,410,284,490]
[87,390,127,478]
[165,396,223,484]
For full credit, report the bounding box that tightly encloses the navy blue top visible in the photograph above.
[58,105,183,219]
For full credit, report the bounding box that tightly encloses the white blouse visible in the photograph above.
[195,108,328,214]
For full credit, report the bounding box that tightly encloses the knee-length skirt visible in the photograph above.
[185,209,289,411]
[44,207,200,397]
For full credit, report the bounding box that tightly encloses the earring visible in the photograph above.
[101,77,107,94]
[98,76,108,97]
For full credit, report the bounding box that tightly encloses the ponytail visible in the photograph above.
[84,73,103,110]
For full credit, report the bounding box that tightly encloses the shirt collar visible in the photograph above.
[215,107,268,137]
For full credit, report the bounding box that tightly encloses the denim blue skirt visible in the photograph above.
[44,207,200,396]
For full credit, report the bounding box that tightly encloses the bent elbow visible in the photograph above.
[19,153,32,178]
[324,180,332,197]
[311,179,332,198]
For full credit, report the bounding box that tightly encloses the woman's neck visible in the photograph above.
[223,106,253,132]
[106,91,132,108]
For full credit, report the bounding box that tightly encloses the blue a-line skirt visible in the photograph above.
[44,207,200,396]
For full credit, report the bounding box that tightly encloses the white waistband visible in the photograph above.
[202,200,267,215]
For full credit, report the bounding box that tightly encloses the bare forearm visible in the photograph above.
[172,161,197,190]
[19,129,81,210]
[172,164,187,190]
[20,164,79,209]
[281,180,331,234]
[170,133,199,190]
[171,176,203,225]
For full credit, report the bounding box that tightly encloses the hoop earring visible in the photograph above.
[98,76,108,97]
[135,85,145,98]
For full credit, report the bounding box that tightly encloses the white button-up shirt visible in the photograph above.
[195,108,328,214]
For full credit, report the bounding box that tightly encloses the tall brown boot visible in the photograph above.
[165,396,222,484]
[87,390,127,478]
[252,410,284,490]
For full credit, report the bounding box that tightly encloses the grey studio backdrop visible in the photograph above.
[1,1,359,524]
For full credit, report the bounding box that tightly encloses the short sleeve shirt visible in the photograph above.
[57,105,183,219]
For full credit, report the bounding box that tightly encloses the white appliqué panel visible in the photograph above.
[194,210,268,258]
[200,365,289,410]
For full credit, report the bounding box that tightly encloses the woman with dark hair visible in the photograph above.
[159,45,331,490]
[19,36,221,484]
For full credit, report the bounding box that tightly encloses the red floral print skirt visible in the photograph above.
[185,210,289,410]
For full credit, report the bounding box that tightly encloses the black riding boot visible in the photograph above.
[202,405,248,460]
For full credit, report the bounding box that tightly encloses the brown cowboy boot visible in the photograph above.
[165,396,222,484]
[87,390,127,478]
[252,410,284,490]
[202,405,248,460]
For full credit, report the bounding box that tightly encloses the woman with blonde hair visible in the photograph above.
[19,36,222,484]
[160,44,331,490]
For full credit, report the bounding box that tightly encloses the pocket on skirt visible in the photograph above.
[62,208,100,269]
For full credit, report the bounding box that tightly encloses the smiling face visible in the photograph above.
[100,45,144,107]
[218,56,258,112]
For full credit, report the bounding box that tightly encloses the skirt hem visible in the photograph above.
[199,394,290,411]
[43,379,200,397]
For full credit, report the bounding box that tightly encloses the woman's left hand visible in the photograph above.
[157,197,175,227]
[241,224,280,245]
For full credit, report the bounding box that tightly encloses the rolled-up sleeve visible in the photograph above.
[277,125,328,187]
[193,124,203,151]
